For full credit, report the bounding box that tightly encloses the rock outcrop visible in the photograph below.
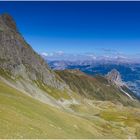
[106,69,125,87]
[106,69,135,100]
[56,69,139,105]
[0,13,66,89]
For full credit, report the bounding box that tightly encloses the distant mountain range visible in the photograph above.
[48,60,140,99]
[41,51,140,64]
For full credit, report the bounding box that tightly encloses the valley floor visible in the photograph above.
[0,80,140,139]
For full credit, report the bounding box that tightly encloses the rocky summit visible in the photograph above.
[106,69,125,86]
[0,14,140,139]
[0,13,66,89]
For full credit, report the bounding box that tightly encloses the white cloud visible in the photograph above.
[41,52,48,57]
[42,51,64,57]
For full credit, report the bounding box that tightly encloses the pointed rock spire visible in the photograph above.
[106,69,124,87]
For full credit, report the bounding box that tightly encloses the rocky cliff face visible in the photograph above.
[0,14,66,89]
[106,69,136,100]
[106,69,125,87]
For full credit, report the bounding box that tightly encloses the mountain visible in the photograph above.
[48,60,140,99]
[0,14,140,139]
[106,69,125,86]
[0,13,66,89]
[56,69,139,106]
[106,69,136,100]
[0,13,72,107]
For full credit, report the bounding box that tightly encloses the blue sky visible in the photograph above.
[0,1,140,60]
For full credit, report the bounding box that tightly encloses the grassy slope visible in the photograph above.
[0,68,72,100]
[0,80,140,138]
[33,80,71,100]
[0,80,102,139]
[56,70,139,106]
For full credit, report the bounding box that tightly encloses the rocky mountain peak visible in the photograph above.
[0,13,67,90]
[106,69,125,87]
[0,13,18,32]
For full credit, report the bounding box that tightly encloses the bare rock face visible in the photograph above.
[106,69,125,87]
[106,69,136,100]
[0,14,18,31]
[0,13,66,89]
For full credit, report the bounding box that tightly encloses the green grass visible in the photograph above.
[0,76,140,138]
[0,80,103,139]
[69,101,140,139]
[56,70,136,106]
[34,80,71,100]
[0,69,13,81]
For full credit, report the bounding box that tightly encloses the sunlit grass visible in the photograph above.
[0,80,140,139]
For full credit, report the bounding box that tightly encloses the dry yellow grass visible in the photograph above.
[0,80,140,139]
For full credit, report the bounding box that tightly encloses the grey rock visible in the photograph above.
[0,13,67,90]
[106,69,125,87]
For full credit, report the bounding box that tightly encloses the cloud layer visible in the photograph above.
[41,50,140,64]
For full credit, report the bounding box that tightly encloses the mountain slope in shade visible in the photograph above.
[56,69,139,106]
[48,60,140,99]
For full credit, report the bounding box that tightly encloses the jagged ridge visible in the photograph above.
[0,13,67,90]
[56,69,139,106]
